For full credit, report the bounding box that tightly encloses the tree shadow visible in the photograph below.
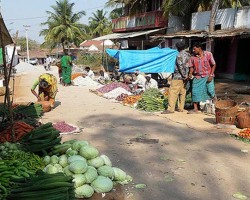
[60,111,250,200]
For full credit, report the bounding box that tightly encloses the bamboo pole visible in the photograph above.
[8,31,18,104]
[0,20,14,141]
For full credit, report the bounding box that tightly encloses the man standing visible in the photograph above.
[162,42,190,114]
[188,42,216,114]
[45,55,52,71]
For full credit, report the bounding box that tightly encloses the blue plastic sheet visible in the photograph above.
[106,47,178,73]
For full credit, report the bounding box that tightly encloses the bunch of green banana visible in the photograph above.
[21,123,61,156]
[137,88,166,112]
[7,171,75,200]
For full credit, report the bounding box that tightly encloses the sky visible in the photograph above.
[1,0,111,43]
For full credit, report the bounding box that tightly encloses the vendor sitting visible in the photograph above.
[31,73,58,108]
[145,74,158,90]
[97,70,110,84]
[130,70,146,94]
[84,67,95,80]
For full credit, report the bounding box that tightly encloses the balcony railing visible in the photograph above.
[112,10,167,32]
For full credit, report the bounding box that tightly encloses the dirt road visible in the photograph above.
[7,64,250,200]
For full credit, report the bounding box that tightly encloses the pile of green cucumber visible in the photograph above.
[13,103,43,119]
[136,88,167,112]
[7,171,75,200]
[21,123,61,156]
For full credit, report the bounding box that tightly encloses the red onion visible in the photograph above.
[53,121,77,133]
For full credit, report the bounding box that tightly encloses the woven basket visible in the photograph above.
[215,100,238,124]
[237,109,250,129]
[37,101,51,112]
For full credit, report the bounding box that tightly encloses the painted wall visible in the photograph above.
[191,8,236,30]
[235,6,250,28]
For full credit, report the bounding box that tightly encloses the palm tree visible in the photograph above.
[88,9,112,38]
[40,0,86,50]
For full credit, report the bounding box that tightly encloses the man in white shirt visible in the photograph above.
[85,67,95,80]
[145,74,158,90]
[97,70,110,84]
[130,70,146,94]
[132,70,146,89]
[45,55,52,71]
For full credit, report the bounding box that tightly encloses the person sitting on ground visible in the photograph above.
[162,41,190,114]
[145,74,158,90]
[188,42,216,114]
[84,67,95,80]
[31,73,58,108]
[97,70,110,84]
[132,70,146,89]
[129,70,146,94]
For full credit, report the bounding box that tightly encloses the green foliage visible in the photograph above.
[15,36,40,51]
[40,0,86,49]
[88,9,112,38]
[76,53,102,70]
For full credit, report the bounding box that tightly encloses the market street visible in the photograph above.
[10,64,250,200]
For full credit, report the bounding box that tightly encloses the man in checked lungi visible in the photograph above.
[188,42,216,114]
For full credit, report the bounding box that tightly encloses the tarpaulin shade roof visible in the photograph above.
[0,13,13,46]
[106,47,178,73]
[93,28,166,41]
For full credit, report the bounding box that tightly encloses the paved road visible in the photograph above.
[10,64,250,200]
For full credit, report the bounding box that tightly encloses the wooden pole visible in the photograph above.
[0,20,14,141]
[8,31,18,104]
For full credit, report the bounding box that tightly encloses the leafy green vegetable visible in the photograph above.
[135,184,146,189]
[97,166,114,179]
[113,167,127,181]
[66,148,78,157]
[233,192,248,200]
[72,140,89,151]
[59,155,68,167]
[50,155,59,164]
[100,155,112,166]
[69,160,88,174]
[75,184,94,198]
[63,165,74,176]
[84,166,98,183]
[72,174,86,187]
[91,176,113,193]
[88,157,105,168]
[68,155,86,164]
[46,165,58,174]
[80,145,99,160]
[43,155,51,165]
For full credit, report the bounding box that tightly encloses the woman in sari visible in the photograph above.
[31,73,58,108]
[61,50,72,86]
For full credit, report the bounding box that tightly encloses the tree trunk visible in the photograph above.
[209,0,220,32]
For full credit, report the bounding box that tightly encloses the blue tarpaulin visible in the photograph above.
[106,47,178,73]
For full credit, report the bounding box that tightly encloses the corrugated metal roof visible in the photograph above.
[150,30,208,39]
[0,13,13,46]
[209,28,250,37]
[150,28,250,39]
[92,28,166,41]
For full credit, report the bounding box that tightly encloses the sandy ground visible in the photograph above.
[2,64,250,200]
